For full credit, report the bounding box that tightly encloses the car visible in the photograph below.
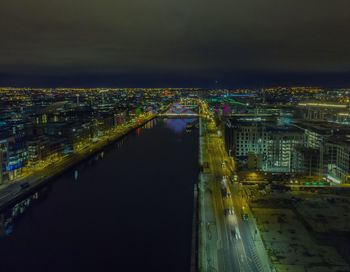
[20,182,30,190]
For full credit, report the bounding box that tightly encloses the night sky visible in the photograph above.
[1,0,350,88]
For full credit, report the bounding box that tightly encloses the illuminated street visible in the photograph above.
[198,101,272,272]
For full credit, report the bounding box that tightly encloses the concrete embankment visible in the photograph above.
[0,116,155,212]
[191,116,203,272]
[190,183,199,272]
[197,116,208,272]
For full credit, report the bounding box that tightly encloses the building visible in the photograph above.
[0,136,9,184]
[0,123,10,184]
[224,118,303,172]
[27,136,63,167]
[247,152,262,170]
[303,126,331,149]
[264,126,303,172]
[0,150,3,185]
[297,103,348,122]
[294,121,350,181]
[292,146,320,176]
[324,136,350,184]
[224,119,269,160]
[44,121,91,152]
[7,135,28,181]
[335,113,350,125]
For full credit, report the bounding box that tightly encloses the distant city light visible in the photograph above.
[298,102,347,108]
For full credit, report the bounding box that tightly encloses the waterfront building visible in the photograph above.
[0,150,3,185]
[0,131,10,184]
[27,136,62,167]
[7,136,28,181]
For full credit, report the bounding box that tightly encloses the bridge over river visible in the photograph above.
[159,99,201,117]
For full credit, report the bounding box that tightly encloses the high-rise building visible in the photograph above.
[224,118,303,172]
[264,126,303,172]
[224,119,269,160]
[0,134,10,184]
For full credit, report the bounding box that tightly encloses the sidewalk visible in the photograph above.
[243,191,275,272]
[198,116,220,272]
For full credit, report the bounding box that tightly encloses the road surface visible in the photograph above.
[198,102,272,272]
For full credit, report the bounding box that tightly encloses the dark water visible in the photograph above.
[0,118,198,272]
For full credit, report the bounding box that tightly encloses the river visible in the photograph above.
[0,118,198,272]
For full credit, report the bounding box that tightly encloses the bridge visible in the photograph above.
[159,99,200,117]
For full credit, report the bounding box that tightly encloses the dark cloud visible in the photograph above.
[0,0,350,87]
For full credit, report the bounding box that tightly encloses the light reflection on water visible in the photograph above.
[165,118,196,134]
[0,191,42,237]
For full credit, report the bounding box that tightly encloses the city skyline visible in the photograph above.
[1,88,350,271]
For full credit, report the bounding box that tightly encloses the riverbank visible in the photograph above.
[197,116,215,272]
[0,115,155,212]
[190,184,199,272]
